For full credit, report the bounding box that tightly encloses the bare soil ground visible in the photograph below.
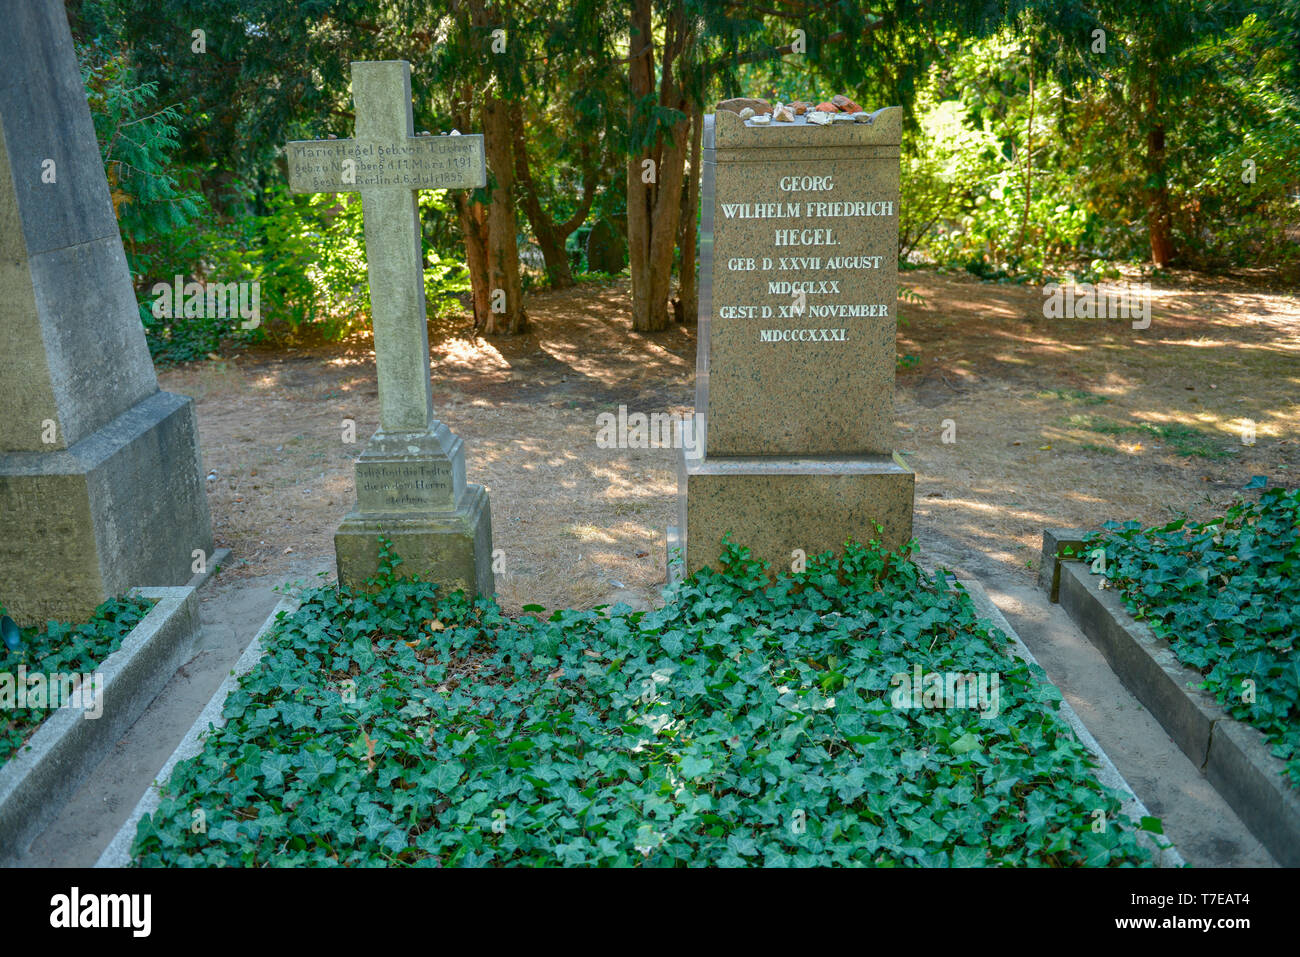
[159,270,1300,615]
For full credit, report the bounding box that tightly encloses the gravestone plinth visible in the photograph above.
[673,107,914,576]
[334,423,493,595]
[286,61,493,596]
[0,0,212,625]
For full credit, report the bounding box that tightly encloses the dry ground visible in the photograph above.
[159,270,1300,615]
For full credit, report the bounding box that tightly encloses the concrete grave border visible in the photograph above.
[0,585,201,862]
[1041,530,1299,867]
[959,578,1183,867]
[96,592,301,868]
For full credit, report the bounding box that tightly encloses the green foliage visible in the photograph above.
[81,42,206,281]
[1067,415,1233,459]
[0,595,154,766]
[1085,488,1300,788]
[901,38,1099,280]
[899,11,1300,277]
[130,539,1154,867]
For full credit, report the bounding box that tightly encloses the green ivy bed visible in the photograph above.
[1085,487,1300,790]
[132,540,1157,867]
[1,595,154,768]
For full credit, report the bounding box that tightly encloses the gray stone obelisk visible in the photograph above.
[285,61,493,596]
[0,0,213,625]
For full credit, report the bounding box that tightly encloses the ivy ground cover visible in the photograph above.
[1,595,154,768]
[132,541,1157,867]
[1085,487,1300,789]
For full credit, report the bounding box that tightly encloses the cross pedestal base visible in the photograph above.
[335,481,494,597]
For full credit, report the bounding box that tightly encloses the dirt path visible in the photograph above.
[160,271,1300,615]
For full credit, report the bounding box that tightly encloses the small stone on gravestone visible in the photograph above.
[716,97,772,115]
[284,60,494,596]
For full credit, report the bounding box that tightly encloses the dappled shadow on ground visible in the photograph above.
[161,269,1299,614]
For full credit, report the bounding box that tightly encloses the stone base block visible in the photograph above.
[335,482,494,598]
[0,391,213,626]
[677,450,914,576]
[353,423,466,515]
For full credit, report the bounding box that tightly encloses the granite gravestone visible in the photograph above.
[671,107,914,575]
[285,61,494,595]
[0,0,213,625]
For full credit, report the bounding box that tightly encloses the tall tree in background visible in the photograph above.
[626,0,696,332]
[441,0,526,334]
[508,1,621,290]
[1090,2,1244,268]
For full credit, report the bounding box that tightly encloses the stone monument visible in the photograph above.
[285,61,494,596]
[0,0,213,625]
[671,106,914,576]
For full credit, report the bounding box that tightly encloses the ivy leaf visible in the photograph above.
[261,753,292,788]
[680,755,713,779]
[950,732,980,754]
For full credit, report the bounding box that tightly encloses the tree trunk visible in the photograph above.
[453,190,490,329]
[480,93,527,334]
[454,0,525,335]
[627,0,691,333]
[451,85,491,330]
[675,100,703,323]
[510,102,599,290]
[627,0,656,330]
[1146,72,1174,268]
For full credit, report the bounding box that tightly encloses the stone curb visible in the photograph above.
[188,546,232,591]
[1037,528,1088,602]
[95,592,302,868]
[960,578,1183,868]
[0,586,201,862]
[1056,560,1298,867]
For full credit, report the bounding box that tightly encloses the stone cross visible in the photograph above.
[285,60,485,433]
[284,61,494,595]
